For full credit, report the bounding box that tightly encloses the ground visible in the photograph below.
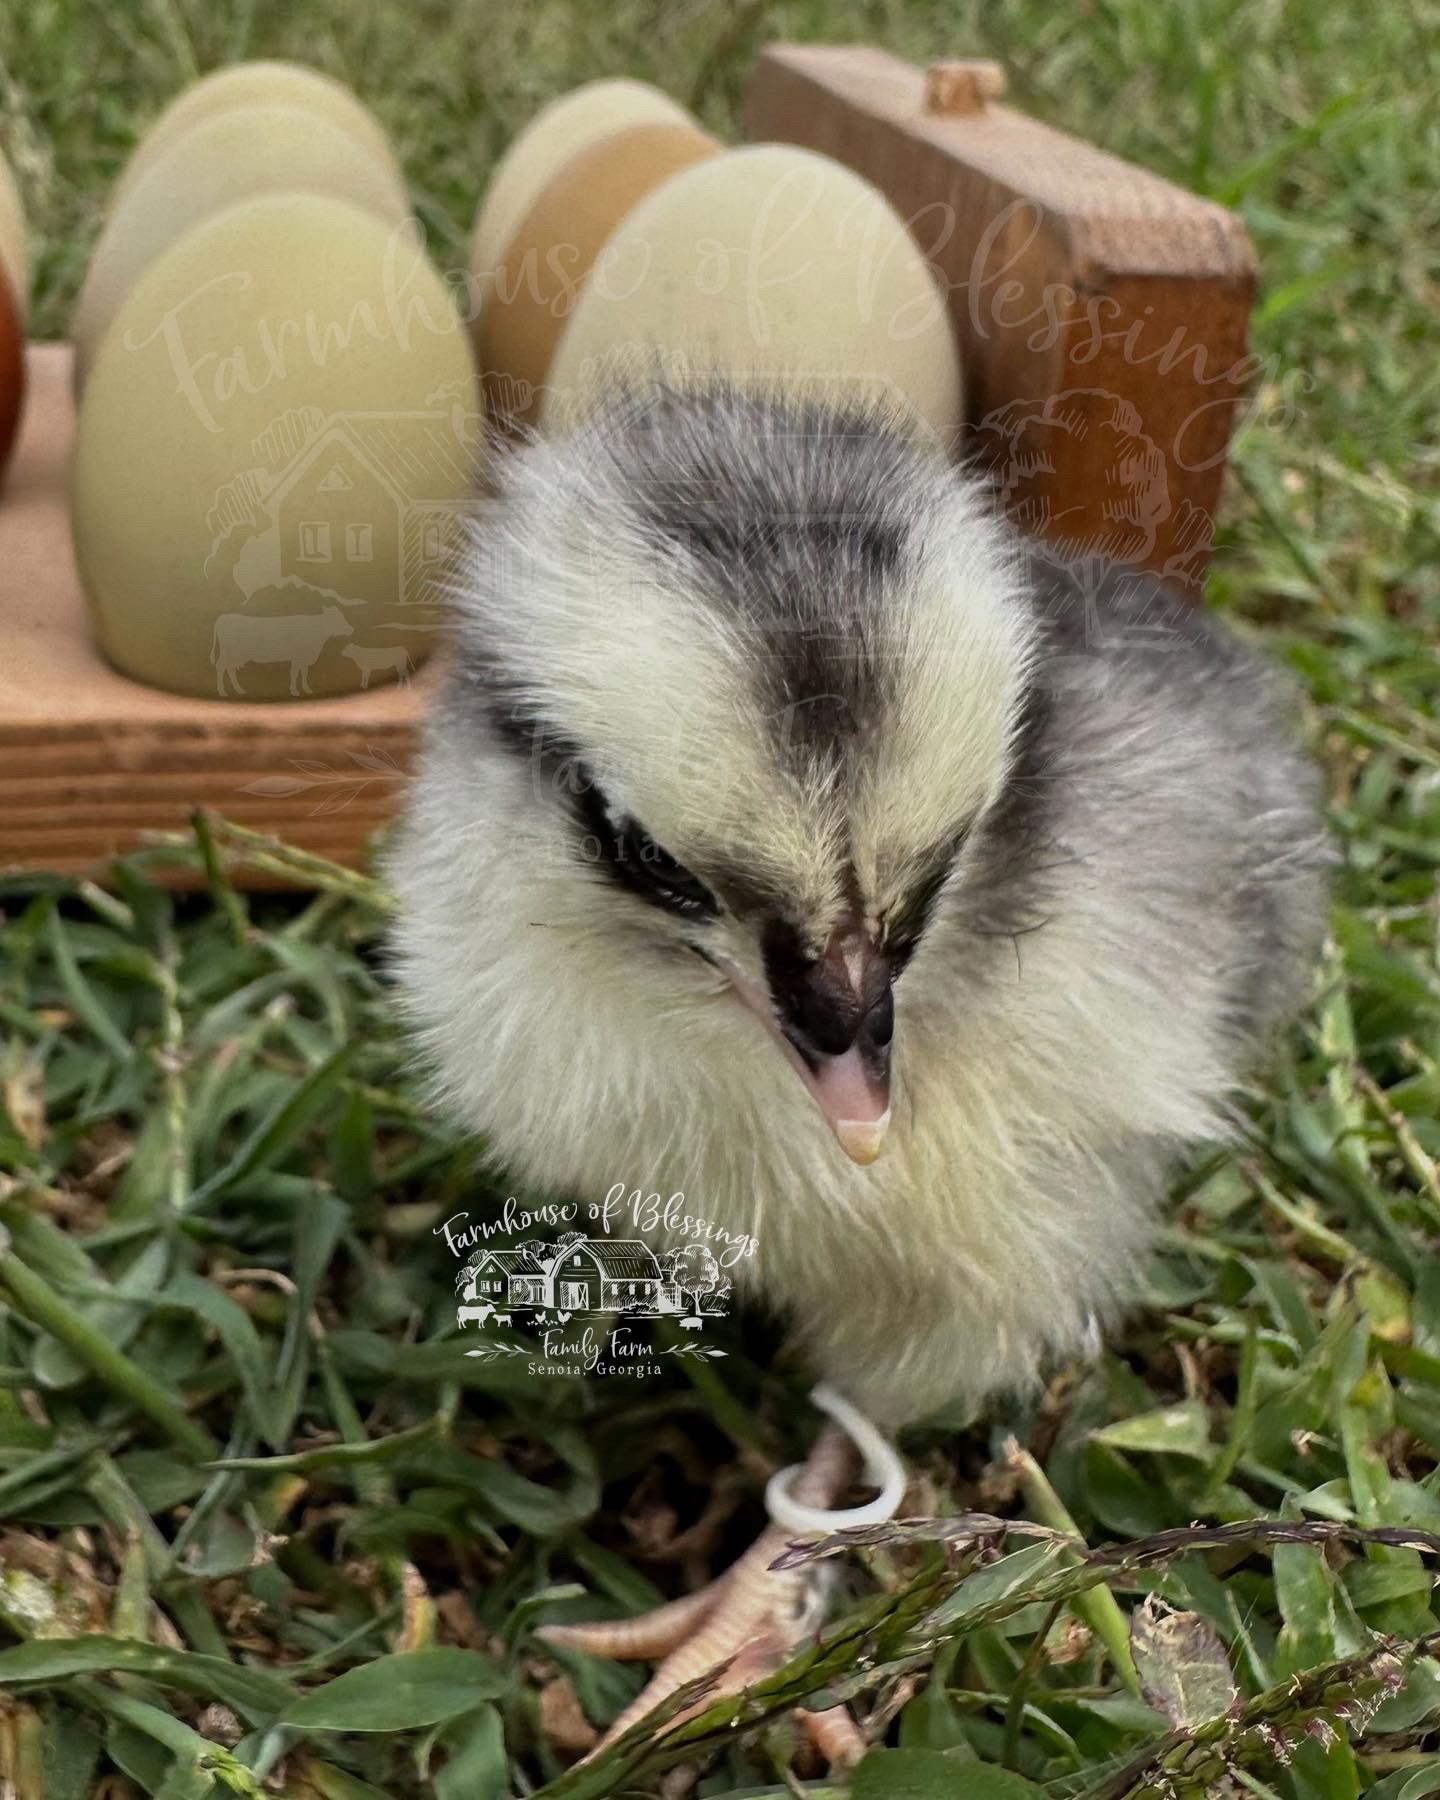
[0,1,1438,1795]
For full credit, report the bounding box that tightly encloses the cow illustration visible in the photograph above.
[211,604,353,697]
[342,643,411,689]
[457,1303,495,1328]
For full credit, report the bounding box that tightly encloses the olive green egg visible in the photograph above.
[112,61,402,207]
[541,144,963,447]
[72,104,412,391]
[74,192,482,702]
[0,147,27,321]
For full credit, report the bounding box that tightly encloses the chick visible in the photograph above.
[389,381,1329,1754]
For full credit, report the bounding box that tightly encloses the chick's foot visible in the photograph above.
[536,1387,904,1770]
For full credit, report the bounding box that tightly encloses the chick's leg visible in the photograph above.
[536,1386,903,1768]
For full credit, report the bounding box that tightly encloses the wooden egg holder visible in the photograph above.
[0,44,1255,886]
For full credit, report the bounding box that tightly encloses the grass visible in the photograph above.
[1,0,1439,1794]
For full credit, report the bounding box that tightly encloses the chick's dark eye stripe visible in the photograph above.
[571,763,719,920]
[883,823,973,968]
[466,690,719,920]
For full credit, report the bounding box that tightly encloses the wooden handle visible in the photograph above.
[924,59,1006,117]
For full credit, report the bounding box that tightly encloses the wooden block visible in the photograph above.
[744,44,1257,588]
[0,343,431,886]
[2,60,1256,888]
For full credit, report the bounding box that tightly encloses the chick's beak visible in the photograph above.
[803,1042,892,1165]
[769,928,894,1166]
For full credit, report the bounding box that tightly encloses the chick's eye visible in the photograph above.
[615,819,718,918]
[572,763,719,921]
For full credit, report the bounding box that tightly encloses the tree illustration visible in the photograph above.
[665,1245,721,1322]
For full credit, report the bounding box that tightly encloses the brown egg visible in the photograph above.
[0,265,24,485]
[112,61,402,208]
[542,145,963,446]
[74,193,481,701]
[479,118,719,427]
[471,79,692,301]
[0,149,27,323]
[72,104,412,391]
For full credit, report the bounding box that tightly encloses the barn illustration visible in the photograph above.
[222,408,478,612]
[457,1233,725,1318]
[549,1239,670,1311]
[255,412,476,609]
[204,394,481,605]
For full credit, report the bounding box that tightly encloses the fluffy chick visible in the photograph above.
[392,384,1328,1428]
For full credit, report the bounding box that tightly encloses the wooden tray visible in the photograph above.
[0,49,1256,886]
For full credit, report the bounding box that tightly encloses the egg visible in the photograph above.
[541,145,963,446]
[0,264,24,485]
[111,61,401,207]
[74,193,480,701]
[470,78,692,302]
[0,148,28,322]
[72,104,412,391]
[478,118,719,426]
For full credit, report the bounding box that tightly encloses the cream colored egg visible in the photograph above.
[471,79,692,298]
[112,62,401,206]
[74,193,481,701]
[541,145,963,446]
[72,104,412,391]
[0,149,28,321]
